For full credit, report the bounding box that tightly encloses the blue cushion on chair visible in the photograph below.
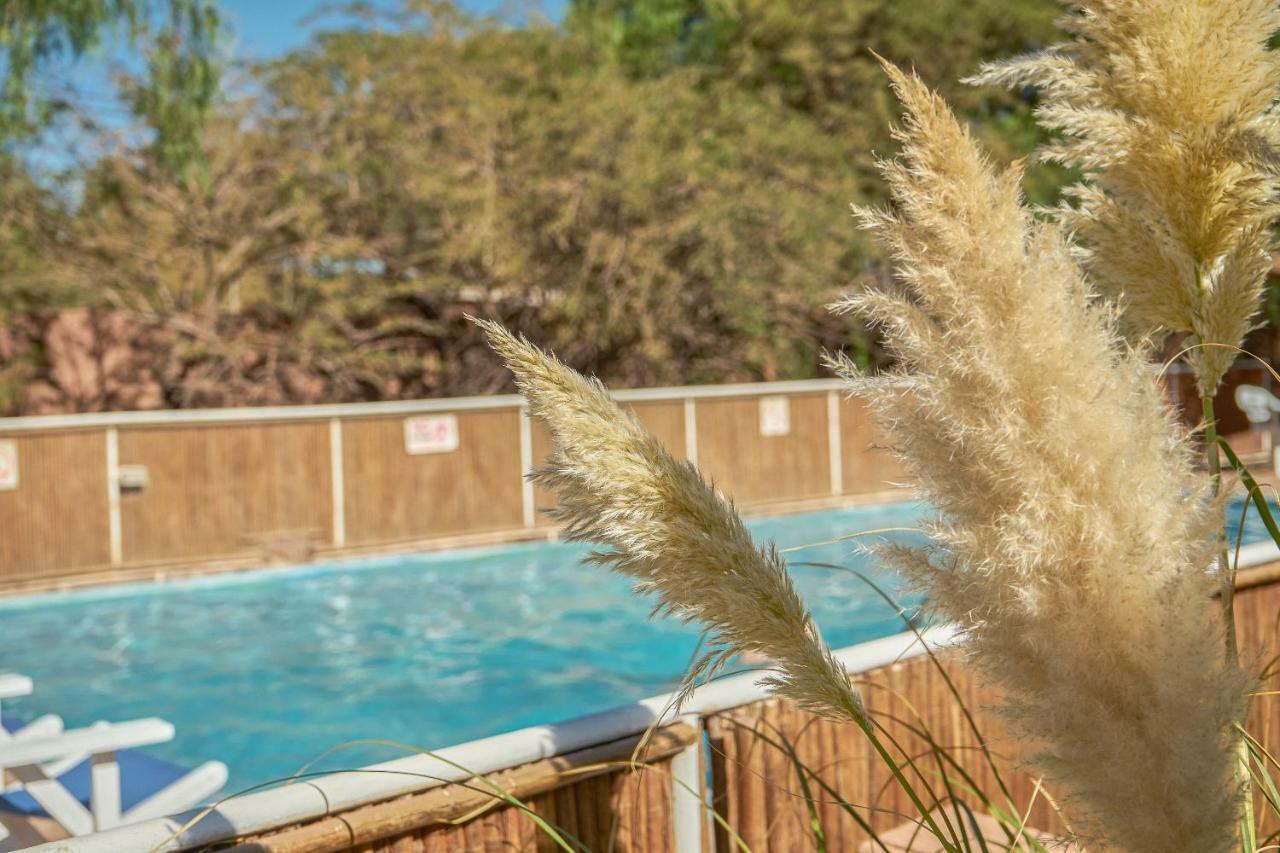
[0,717,193,817]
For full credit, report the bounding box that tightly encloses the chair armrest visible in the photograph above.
[0,674,33,700]
[0,719,174,768]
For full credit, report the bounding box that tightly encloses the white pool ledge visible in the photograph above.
[1234,538,1280,571]
[30,624,960,852]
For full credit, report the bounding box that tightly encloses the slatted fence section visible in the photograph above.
[840,396,903,496]
[340,409,527,546]
[0,428,112,583]
[694,392,833,506]
[229,724,695,853]
[117,422,334,566]
[0,380,913,591]
[1,365,1270,591]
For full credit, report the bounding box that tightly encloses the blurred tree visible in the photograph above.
[0,0,223,177]
[0,156,61,308]
[0,153,71,410]
[567,0,1066,202]
[567,0,1059,96]
[565,0,716,75]
[47,104,318,326]
[124,0,223,179]
[259,4,873,388]
[0,0,1077,412]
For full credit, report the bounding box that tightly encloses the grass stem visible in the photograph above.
[1204,392,1239,665]
[1204,393,1258,851]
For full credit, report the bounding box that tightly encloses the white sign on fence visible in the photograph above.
[759,396,791,437]
[0,440,17,490]
[404,414,460,455]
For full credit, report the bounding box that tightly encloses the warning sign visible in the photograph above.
[759,396,791,437]
[404,415,460,455]
[0,440,17,490]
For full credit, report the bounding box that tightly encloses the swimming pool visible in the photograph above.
[1,501,932,793]
[2,495,1274,795]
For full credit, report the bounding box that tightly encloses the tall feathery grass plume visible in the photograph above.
[971,0,1280,395]
[472,317,864,724]
[837,62,1249,852]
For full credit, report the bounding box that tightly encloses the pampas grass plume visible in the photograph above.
[474,317,865,724]
[839,60,1248,852]
[971,0,1280,393]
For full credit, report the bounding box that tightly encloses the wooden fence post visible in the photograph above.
[684,398,698,465]
[827,390,843,496]
[519,406,535,528]
[328,418,346,547]
[105,428,122,567]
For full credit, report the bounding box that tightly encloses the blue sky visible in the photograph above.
[220,0,567,59]
[25,0,568,172]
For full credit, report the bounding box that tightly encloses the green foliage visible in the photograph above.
[0,154,73,310]
[126,0,223,179]
[0,0,223,177]
[242,0,1063,390]
[565,0,716,75]
[1,0,136,137]
[568,0,1067,201]
[248,7,879,386]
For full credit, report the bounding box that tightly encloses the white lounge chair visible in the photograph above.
[0,673,228,845]
[0,674,85,794]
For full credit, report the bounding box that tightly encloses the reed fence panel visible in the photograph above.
[0,428,111,581]
[118,422,333,565]
[341,409,526,545]
[705,652,1058,852]
[1235,571,1280,838]
[694,392,832,506]
[231,725,694,853]
[839,396,903,495]
[531,399,688,523]
[415,755,676,853]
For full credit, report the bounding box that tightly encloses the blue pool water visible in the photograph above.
[0,502,931,794]
[4,495,1275,795]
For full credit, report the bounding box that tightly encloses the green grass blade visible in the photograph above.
[717,716,897,852]
[797,558,1032,846]
[1218,438,1280,550]
[770,723,828,852]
